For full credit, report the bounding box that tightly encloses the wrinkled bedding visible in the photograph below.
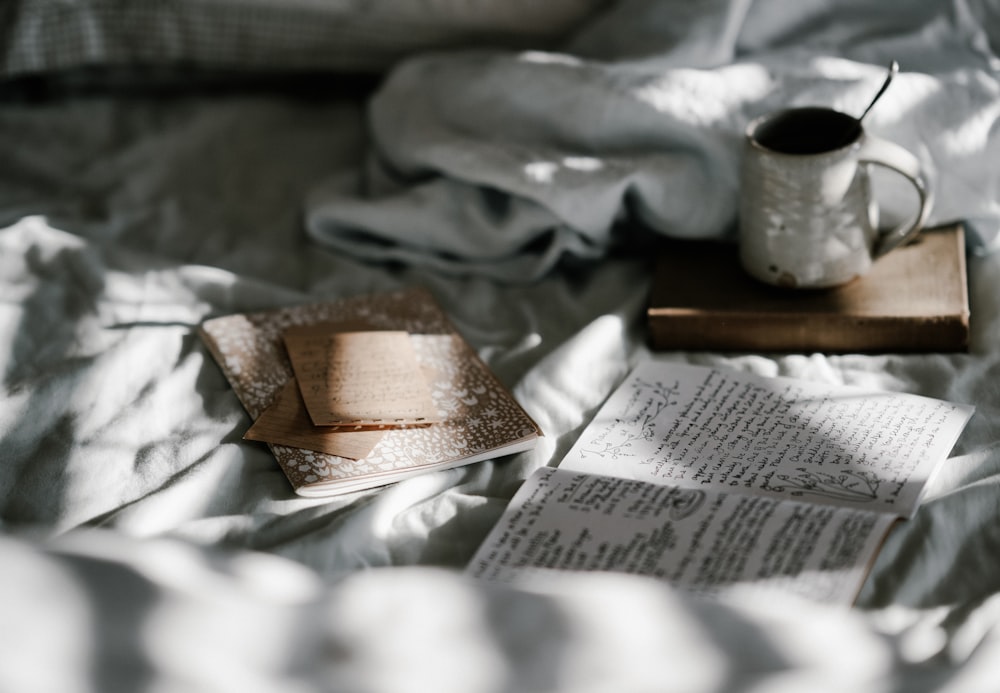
[3,2,1000,692]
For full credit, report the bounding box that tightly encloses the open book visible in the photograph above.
[200,287,540,497]
[467,361,974,603]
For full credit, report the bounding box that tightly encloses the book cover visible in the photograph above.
[647,225,969,353]
[200,287,541,497]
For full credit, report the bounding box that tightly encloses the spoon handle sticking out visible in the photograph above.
[858,60,899,123]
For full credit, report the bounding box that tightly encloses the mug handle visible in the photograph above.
[856,135,934,258]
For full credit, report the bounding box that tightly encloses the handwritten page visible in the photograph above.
[559,362,974,517]
[467,467,895,604]
[283,327,440,428]
[244,379,385,459]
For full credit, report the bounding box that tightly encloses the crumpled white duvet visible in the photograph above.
[2,1,1000,692]
[307,0,1000,280]
[8,527,1000,693]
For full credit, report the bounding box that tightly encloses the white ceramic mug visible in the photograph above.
[739,106,932,289]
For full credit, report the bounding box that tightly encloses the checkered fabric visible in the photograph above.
[0,0,605,77]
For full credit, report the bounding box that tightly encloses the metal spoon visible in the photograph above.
[834,60,898,148]
[858,60,899,123]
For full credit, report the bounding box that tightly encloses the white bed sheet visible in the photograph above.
[2,2,1000,692]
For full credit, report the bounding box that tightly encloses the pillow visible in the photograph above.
[0,0,611,79]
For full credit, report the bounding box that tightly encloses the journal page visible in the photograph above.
[559,361,974,517]
[468,468,895,604]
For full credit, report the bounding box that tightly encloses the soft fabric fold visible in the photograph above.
[305,0,1000,280]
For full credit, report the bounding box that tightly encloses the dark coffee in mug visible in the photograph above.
[751,107,862,155]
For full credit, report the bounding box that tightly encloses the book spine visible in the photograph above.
[647,313,969,353]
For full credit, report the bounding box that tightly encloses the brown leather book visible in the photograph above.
[647,225,969,353]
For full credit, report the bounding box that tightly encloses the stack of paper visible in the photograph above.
[200,288,540,497]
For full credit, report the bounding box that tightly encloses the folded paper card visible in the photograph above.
[284,327,439,428]
[243,379,386,459]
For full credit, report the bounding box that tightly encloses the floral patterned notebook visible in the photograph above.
[199,287,541,497]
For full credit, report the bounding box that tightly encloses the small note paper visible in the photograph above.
[244,379,386,459]
[283,327,441,428]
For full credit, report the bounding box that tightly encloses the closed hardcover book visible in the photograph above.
[647,225,969,353]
